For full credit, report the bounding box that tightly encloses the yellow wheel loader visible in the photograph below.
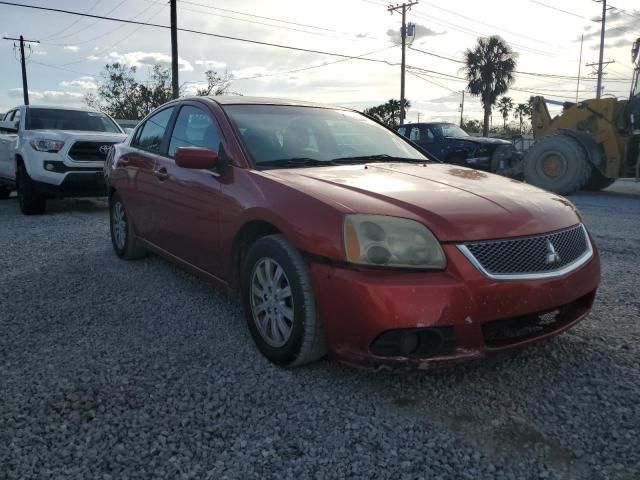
[522,38,640,195]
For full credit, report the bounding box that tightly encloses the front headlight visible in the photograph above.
[30,139,65,152]
[343,215,446,269]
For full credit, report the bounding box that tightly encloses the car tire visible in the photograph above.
[16,164,46,215]
[242,234,326,367]
[583,170,616,191]
[0,187,11,199]
[109,192,147,260]
[523,134,592,195]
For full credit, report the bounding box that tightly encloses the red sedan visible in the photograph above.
[104,96,600,368]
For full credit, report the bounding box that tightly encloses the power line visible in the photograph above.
[526,0,588,19]
[416,0,560,48]
[41,0,103,41]
[48,0,128,42]
[0,1,400,67]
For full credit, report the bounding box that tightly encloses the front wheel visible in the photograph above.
[16,165,46,215]
[523,135,592,195]
[242,234,326,367]
[109,192,147,260]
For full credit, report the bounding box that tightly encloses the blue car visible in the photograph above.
[397,122,522,176]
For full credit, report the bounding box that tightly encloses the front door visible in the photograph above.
[152,104,224,277]
[125,106,176,239]
[0,110,19,180]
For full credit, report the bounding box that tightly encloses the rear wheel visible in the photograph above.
[16,164,46,215]
[109,192,147,260]
[523,135,592,195]
[241,234,326,367]
[583,170,615,191]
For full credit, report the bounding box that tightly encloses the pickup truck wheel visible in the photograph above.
[16,165,46,215]
[0,187,11,199]
[242,234,326,367]
[109,192,147,260]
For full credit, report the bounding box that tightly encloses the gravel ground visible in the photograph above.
[0,188,638,480]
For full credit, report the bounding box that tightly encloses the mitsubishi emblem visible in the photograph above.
[545,239,561,264]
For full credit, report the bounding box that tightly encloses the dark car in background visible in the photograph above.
[397,122,522,177]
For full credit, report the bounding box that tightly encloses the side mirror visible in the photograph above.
[0,120,18,133]
[175,146,218,170]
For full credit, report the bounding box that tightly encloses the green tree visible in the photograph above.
[195,70,234,96]
[86,64,237,119]
[363,98,411,127]
[461,118,483,133]
[497,96,514,131]
[514,102,531,133]
[463,35,517,137]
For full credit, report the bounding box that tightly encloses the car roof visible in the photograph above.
[200,95,346,110]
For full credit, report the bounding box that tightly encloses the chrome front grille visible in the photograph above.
[457,224,593,280]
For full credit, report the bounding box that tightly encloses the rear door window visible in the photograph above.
[133,107,175,154]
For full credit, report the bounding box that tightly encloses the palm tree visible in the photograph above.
[514,103,531,133]
[497,96,514,131]
[463,35,517,137]
[384,99,411,127]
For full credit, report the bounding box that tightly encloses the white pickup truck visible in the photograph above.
[0,105,127,214]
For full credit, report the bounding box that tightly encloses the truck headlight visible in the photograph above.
[343,215,446,269]
[30,139,65,152]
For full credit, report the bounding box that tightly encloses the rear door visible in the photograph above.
[122,106,175,239]
[151,103,225,276]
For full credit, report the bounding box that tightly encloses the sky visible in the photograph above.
[0,0,638,124]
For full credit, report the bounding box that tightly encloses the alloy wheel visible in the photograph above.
[112,200,127,250]
[250,257,294,347]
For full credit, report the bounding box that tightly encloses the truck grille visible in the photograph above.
[68,141,117,162]
[457,224,592,280]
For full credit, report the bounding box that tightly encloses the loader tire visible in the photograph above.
[583,170,615,191]
[523,134,592,195]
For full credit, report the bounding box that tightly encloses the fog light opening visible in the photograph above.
[399,332,419,355]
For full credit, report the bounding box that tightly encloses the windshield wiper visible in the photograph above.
[255,158,337,169]
[330,154,433,164]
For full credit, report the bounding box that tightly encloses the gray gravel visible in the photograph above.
[0,189,638,480]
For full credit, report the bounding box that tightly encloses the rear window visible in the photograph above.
[26,108,122,133]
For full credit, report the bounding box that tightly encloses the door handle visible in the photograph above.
[154,167,169,181]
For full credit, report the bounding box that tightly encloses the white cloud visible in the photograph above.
[230,66,273,79]
[106,51,194,72]
[60,77,98,90]
[386,22,446,43]
[8,88,85,104]
[88,55,101,61]
[195,60,227,70]
[64,45,79,52]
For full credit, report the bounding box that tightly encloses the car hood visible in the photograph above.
[23,130,127,141]
[444,136,512,145]
[264,163,581,242]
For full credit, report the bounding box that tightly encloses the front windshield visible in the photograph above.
[26,108,123,133]
[223,105,428,168]
[435,123,469,137]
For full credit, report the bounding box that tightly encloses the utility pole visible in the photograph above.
[388,1,418,126]
[576,34,584,102]
[3,35,39,105]
[586,59,614,97]
[170,0,179,99]
[459,90,465,127]
[594,0,610,99]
